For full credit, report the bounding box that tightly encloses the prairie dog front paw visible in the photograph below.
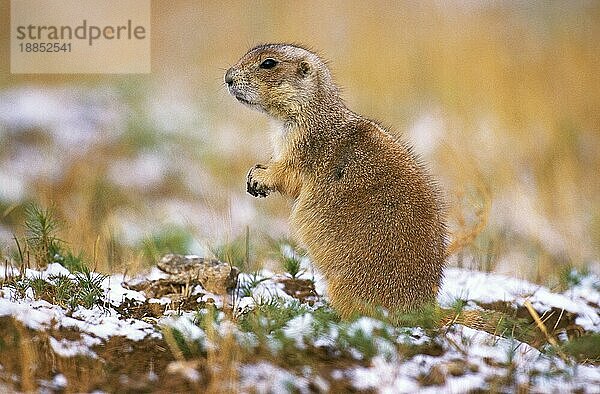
[247,164,273,197]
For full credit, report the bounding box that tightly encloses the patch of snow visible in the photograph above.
[1,261,599,392]
[374,337,398,361]
[0,264,20,279]
[52,374,67,388]
[102,275,146,306]
[146,266,169,281]
[330,369,344,380]
[282,313,313,349]
[351,356,419,392]
[237,271,293,303]
[0,265,159,345]
[39,373,69,392]
[313,335,337,348]
[70,307,157,341]
[440,268,600,332]
[49,336,98,358]
[312,375,329,392]
[348,348,363,360]
[162,314,206,342]
[313,327,337,349]
[240,362,308,394]
[442,374,488,394]
[397,326,430,346]
[22,262,71,281]
[350,324,600,393]
[0,87,124,148]
[44,263,71,277]
[234,296,255,317]
[0,87,126,202]
[149,297,171,305]
[0,298,66,331]
[567,273,600,307]
[228,194,258,231]
[147,370,159,382]
[191,284,205,296]
[145,83,201,135]
[348,316,383,337]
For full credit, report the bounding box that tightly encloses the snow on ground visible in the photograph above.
[49,335,100,358]
[349,324,600,393]
[0,263,159,354]
[440,268,600,332]
[0,262,599,392]
[0,87,125,195]
[240,362,311,393]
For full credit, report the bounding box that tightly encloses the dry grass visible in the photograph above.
[524,300,569,362]
[15,321,36,392]
[205,321,240,393]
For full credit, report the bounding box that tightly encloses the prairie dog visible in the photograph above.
[225,43,446,318]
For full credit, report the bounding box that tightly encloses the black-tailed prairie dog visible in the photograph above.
[225,43,446,319]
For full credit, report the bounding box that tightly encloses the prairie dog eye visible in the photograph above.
[259,58,278,69]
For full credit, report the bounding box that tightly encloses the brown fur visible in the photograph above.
[225,43,447,318]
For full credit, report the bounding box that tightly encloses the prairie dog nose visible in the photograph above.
[224,68,234,86]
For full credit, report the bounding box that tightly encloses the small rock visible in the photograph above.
[158,254,239,294]
[278,277,319,304]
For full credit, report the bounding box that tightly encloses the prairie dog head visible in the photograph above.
[225,43,339,121]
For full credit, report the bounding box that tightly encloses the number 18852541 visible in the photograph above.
[18,42,72,53]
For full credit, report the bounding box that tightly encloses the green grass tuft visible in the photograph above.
[281,256,303,279]
[562,333,600,363]
[59,251,89,273]
[558,266,590,291]
[210,235,249,270]
[238,271,268,298]
[239,297,308,337]
[390,303,444,329]
[23,204,62,268]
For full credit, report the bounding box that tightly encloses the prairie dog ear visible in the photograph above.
[298,61,311,77]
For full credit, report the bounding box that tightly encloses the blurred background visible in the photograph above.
[0,1,598,284]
